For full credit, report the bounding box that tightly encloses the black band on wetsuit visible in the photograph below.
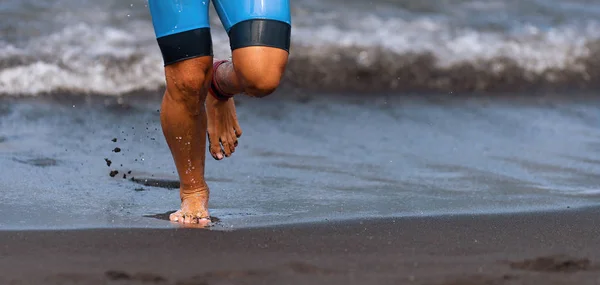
[228,19,291,52]
[157,28,213,66]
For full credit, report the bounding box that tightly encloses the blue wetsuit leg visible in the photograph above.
[148,0,213,65]
[212,0,292,52]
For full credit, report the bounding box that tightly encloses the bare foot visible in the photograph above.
[169,186,210,225]
[206,94,242,160]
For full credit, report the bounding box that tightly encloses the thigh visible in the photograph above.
[213,0,291,52]
[148,0,213,66]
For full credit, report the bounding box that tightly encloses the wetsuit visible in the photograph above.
[148,0,291,66]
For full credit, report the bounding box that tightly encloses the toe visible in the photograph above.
[197,218,211,227]
[226,134,236,155]
[213,150,224,160]
[229,130,238,147]
[169,210,183,222]
[208,133,224,160]
[221,137,232,157]
[195,212,211,226]
[228,141,236,154]
[234,124,242,138]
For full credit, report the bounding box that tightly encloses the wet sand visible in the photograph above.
[1,206,599,285]
[1,93,600,284]
[1,94,600,230]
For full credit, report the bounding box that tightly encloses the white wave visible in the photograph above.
[1,10,600,95]
[0,20,238,96]
[292,14,600,72]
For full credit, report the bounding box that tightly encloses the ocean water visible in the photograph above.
[0,1,600,230]
[1,0,600,95]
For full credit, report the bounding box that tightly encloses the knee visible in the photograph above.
[239,66,284,98]
[165,61,212,102]
[173,72,208,97]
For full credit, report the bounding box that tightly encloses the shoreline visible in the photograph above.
[1,206,599,285]
[0,202,593,232]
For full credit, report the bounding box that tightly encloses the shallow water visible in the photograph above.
[0,94,599,230]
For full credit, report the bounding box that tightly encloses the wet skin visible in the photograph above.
[161,46,288,225]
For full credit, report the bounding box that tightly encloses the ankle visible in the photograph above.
[180,184,209,200]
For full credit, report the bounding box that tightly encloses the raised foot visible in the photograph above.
[170,187,210,225]
[206,93,242,160]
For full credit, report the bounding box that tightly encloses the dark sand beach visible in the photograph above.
[2,207,600,285]
[1,93,600,284]
[3,0,600,284]
[0,94,598,285]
